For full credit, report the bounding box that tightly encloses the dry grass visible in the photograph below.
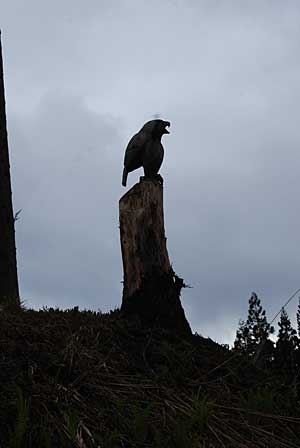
[0,306,299,447]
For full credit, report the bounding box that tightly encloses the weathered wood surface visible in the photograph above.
[119,179,171,298]
[119,179,191,336]
[0,32,19,303]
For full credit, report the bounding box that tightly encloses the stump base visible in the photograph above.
[121,270,192,337]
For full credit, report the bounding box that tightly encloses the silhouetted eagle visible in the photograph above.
[122,119,170,187]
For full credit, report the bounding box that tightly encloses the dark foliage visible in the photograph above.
[0,305,300,447]
[234,292,274,364]
[275,308,298,374]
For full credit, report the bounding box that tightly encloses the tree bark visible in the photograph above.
[0,31,19,304]
[119,179,191,336]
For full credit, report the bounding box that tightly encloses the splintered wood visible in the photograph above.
[119,180,171,299]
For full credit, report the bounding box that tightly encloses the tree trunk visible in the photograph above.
[119,178,191,336]
[0,31,19,305]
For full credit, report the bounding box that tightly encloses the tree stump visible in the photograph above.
[119,178,191,336]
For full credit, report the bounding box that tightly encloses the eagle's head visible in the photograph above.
[141,119,171,137]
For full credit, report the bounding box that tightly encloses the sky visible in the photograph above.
[2,0,300,344]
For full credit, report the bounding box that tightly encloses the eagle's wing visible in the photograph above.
[124,130,148,172]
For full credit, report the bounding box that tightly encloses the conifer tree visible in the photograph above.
[275,308,298,372]
[234,292,274,358]
[234,319,248,353]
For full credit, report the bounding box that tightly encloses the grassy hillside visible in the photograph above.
[0,305,299,447]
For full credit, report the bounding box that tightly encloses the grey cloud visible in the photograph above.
[10,92,123,311]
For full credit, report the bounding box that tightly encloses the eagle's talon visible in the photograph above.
[156,174,164,184]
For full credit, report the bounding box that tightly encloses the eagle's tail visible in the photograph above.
[122,167,128,187]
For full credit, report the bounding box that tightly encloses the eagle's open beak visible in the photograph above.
[164,121,171,134]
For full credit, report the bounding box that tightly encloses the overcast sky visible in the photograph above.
[2,1,300,344]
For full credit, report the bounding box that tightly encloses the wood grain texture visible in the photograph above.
[119,179,171,299]
[119,179,191,336]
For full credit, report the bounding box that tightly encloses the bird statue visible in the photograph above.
[122,119,170,187]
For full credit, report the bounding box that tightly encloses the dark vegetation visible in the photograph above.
[1,295,300,448]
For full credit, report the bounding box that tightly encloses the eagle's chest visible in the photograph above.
[142,140,164,175]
